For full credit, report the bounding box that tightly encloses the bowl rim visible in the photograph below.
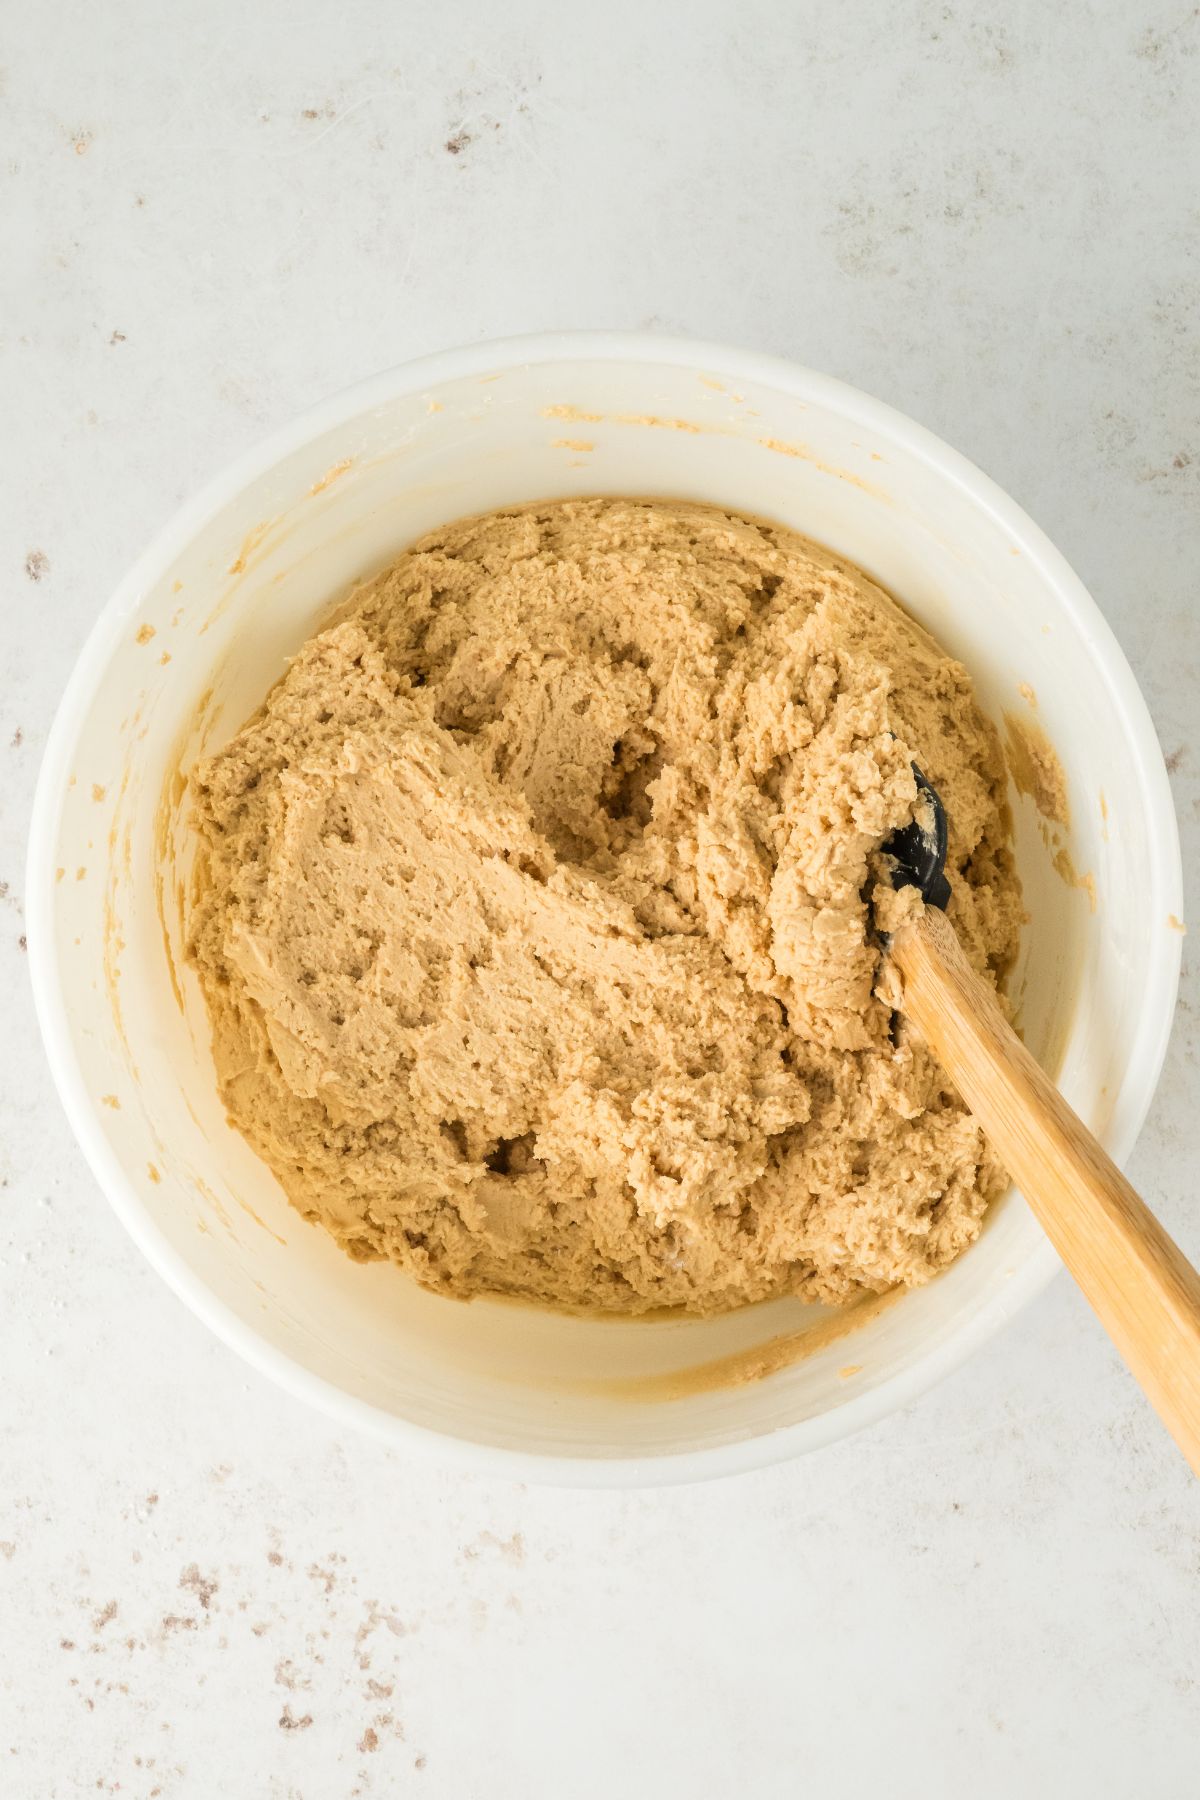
[26,329,1184,1488]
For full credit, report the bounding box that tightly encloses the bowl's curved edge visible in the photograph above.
[25,331,1184,1487]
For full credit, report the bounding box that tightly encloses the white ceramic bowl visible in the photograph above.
[27,333,1183,1486]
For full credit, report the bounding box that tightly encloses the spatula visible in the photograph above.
[883,766,1200,1475]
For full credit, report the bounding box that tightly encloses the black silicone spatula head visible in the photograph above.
[884,764,952,911]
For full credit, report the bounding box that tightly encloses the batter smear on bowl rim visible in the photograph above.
[186,498,1022,1314]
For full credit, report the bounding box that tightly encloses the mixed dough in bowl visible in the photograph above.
[187,499,1020,1314]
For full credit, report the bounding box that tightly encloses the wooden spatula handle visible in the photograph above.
[892,906,1200,1477]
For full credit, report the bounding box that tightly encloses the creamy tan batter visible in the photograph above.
[187,500,1021,1314]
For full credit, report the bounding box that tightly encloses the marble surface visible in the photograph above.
[3,1,1199,1793]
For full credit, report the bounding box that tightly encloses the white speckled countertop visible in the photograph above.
[3,2,1198,1794]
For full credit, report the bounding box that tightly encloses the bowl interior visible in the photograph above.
[31,345,1181,1476]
